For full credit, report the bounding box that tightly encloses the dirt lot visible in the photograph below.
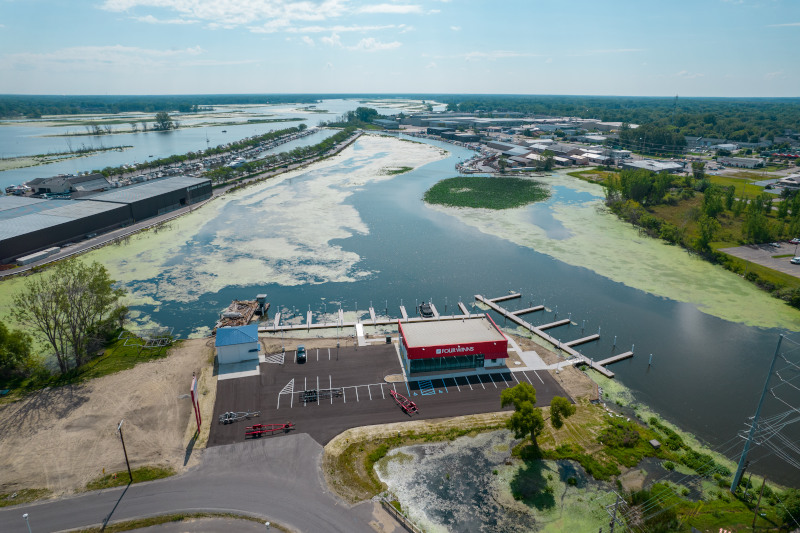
[0,338,216,496]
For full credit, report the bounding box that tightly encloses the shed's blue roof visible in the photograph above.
[215,324,258,347]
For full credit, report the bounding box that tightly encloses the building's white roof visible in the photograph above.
[401,316,505,347]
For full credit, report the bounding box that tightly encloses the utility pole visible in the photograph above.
[753,477,767,529]
[117,419,133,482]
[731,334,784,493]
[605,491,625,533]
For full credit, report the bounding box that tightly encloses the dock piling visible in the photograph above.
[649,353,653,366]
[613,335,617,346]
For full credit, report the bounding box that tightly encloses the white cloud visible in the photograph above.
[765,70,784,79]
[676,70,704,79]
[133,14,198,24]
[450,25,460,31]
[768,22,800,27]
[462,50,540,61]
[350,37,401,51]
[425,61,437,69]
[302,35,315,46]
[3,45,208,72]
[290,24,397,33]
[102,0,349,29]
[321,32,343,47]
[325,61,334,69]
[357,3,423,14]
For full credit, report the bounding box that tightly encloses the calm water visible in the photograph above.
[4,105,798,484]
[0,99,406,188]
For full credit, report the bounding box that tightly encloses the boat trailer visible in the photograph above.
[245,422,295,438]
[218,410,260,424]
[390,390,418,415]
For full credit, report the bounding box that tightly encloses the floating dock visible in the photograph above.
[474,294,632,378]
[255,292,632,378]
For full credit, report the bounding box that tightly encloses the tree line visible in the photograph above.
[440,95,800,142]
[603,166,800,307]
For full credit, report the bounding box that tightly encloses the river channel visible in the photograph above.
[2,106,799,485]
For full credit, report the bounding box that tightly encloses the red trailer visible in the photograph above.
[390,390,418,415]
[245,422,295,438]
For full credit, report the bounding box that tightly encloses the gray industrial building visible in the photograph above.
[79,176,212,222]
[0,197,132,263]
[0,176,212,264]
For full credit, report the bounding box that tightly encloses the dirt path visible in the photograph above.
[0,338,215,496]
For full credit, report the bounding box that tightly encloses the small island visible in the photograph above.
[424,176,550,209]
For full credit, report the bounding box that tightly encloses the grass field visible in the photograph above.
[707,174,767,198]
[424,176,549,209]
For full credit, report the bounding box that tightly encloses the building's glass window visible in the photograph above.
[409,354,484,373]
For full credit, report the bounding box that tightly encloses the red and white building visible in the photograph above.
[398,315,508,375]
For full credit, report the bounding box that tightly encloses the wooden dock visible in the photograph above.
[489,293,521,303]
[258,304,480,334]
[474,294,631,378]
[512,305,544,315]
[458,302,469,315]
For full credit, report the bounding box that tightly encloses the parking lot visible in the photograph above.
[719,243,800,279]
[209,343,568,447]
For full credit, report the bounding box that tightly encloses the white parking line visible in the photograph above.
[511,372,520,384]
[355,386,359,402]
[501,374,511,388]
[522,371,533,385]
[478,376,486,390]
[328,348,331,360]
[466,377,473,391]
[453,378,461,392]
[532,370,544,384]
[316,348,319,362]
[368,384,373,401]
[304,377,307,407]
[330,375,333,405]
[317,376,320,405]
[488,374,498,388]
[343,387,346,403]
[392,383,398,394]
[380,383,386,399]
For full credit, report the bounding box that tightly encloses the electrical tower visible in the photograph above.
[731,333,800,492]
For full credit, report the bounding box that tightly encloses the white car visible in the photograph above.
[791,257,800,265]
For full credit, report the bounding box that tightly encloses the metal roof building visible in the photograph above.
[0,199,131,263]
[81,176,211,221]
[0,176,212,264]
[398,315,508,375]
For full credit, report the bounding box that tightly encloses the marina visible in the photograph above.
[253,292,633,378]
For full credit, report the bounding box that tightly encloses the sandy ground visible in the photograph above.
[0,338,216,496]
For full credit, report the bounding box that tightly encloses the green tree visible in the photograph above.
[0,321,34,377]
[501,382,545,447]
[779,489,800,529]
[154,111,173,131]
[12,260,126,373]
[549,396,576,429]
[695,214,721,250]
[691,161,705,180]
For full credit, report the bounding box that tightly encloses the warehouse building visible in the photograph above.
[0,197,132,263]
[81,176,211,221]
[0,176,212,264]
[398,315,508,375]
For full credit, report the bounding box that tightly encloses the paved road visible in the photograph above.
[0,434,376,533]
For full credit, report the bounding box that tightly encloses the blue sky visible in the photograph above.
[0,0,798,96]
